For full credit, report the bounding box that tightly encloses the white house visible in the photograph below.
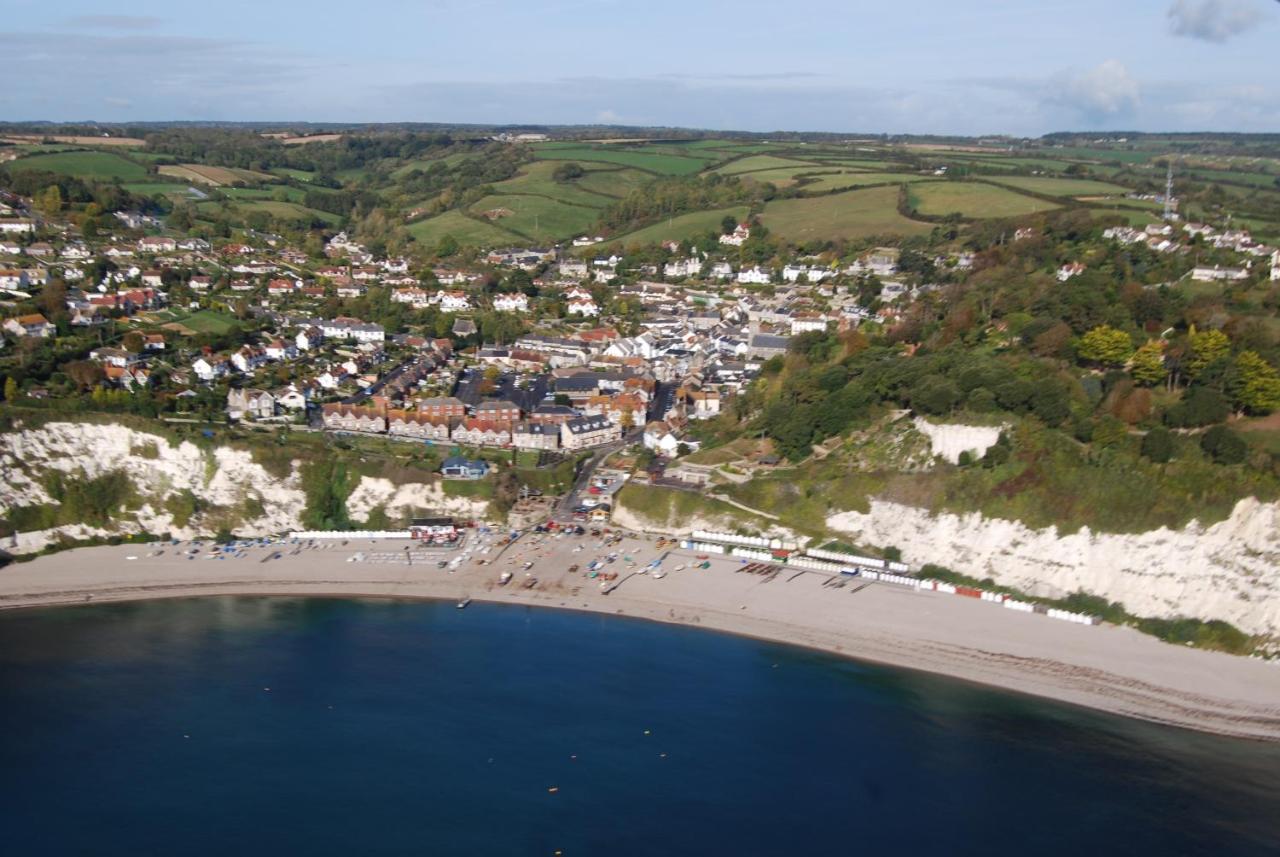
[567,297,599,317]
[737,266,771,285]
[192,355,231,382]
[433,290,472,313]
[1192,266,1249,282]
[719,223,751,246]
[493,293,529,313]
[0,219,35,234]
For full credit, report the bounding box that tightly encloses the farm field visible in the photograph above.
[986,176,1129,197]
[799,171,940,194]
[574,167,651,197]
[803,157,909,171]
[529,145,710,175]
[406,209,522,248]
[731,167,837,188]
[467,193,600,242]
[761,185,933,240]
[270,167,317,182]
[196,199,339,225]
[122,182,202,198]
[390,152,478,178]
[908,182,1059,218]
[714,155,822,175]
[158,164,274,186]
[8,150,149,181]
[605,206,750,248]
[484,161,616,208]
[0,134,145,148]
[159,309,239,336]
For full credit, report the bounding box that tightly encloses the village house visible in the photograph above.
[0,269,30,290]
[433,290,472,313]
[227,388,277,421]
[440,456,490,480]
[418,396,467,420]
[25,242,54,258]
[392,287,432,308]
[192,354,231,382]
[1192,266,1250,282]
[737,266,771,285]
[452,418,512,448]
[321,403,387,433]
[3,313,54,338]
[295,326,324,351]
[643,421,682,456]
[138,236,178,254]
[493,293,529,313]
[387,410,453,442]
[0,218,35,234]
[143,333,166,351]
[475,399,522,423]
[512,421,560,451]
[719,223,751,246]
[560,414,622,450]
[1057,262,1086,282]
[567,297,599,317]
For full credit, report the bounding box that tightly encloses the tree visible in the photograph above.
[1187,328,1230,380]
[720,214,738,235]
[36,185,63,216]
[1201,425,1247,465]
[1130,340,1167,386]
[122,331,145,353]
[1141,427,1174,463]
[64,361,104,392]
[3,376,18,401]
[1077,325,1133,367]
[912,376,961,416]
[434,234,459,258]
[1165,386,1229,428]
[1227,351,1280,414]
[552,162,585,182]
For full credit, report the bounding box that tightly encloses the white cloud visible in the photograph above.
[1048,60,1140,118]
[1167,0,1266,43]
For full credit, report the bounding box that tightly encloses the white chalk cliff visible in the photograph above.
[827,498,1280,635]
[0,422,486,552]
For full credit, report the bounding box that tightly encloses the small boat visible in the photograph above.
[457,597,472,609]
[499,572,513,585]
[652,570,666,579]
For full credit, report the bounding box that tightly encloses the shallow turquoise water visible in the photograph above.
[1,597,1277,856]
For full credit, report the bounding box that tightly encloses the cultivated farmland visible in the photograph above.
[407,209,522,247]
[907,182,1059,218]
[761,186,933,240]
[8,150,149,181]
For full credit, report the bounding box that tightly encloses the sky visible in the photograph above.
[2,0,1277,135]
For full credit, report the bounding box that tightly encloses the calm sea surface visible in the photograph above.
[1,597,1278,856]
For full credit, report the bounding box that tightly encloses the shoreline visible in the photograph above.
[3,535,1279,741]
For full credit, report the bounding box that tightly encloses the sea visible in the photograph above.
[1,597,1278,856]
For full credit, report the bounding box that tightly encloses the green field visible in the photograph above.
[714,155,822,175]
[529,145,709,175]
[908,182,1059,218]
[467,193,601,242]
[986,176,1129,197]
[574,167,652,197]
[730,167,837,188]
[606,206,750,248]
[390,152,478,178]
[484,161,616,208]
[8,150,149,181]
[123,182,204,198]
[799,172,940,194]
[270,167,317,182]
[761,185,933,240]
[172,310,238,335]
[197,199,340,225]
[407,209,522,247]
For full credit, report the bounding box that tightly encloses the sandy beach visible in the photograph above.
[3,529,1279,741]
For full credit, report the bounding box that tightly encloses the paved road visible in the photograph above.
[552,430,640,521]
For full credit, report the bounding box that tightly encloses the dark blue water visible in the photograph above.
[1,598,1278,856]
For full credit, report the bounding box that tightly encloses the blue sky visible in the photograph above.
[2,0,1277,134]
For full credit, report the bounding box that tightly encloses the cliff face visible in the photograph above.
[0,422,487,552]
[827,498,1280,635]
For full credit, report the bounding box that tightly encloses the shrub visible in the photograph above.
[1140,427,1175,463]
[1201,425,1247,465]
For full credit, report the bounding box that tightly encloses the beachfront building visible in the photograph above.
[560,415,622,450]
[440,457,489,480]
